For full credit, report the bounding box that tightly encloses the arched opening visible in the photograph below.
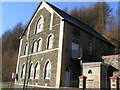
[32,41,37,53]
[24,44,28,55]
[44,61,51,79]
[72,40,80,59]
[34,63,40,79]
[37,39,42,51]
[21,64,25,79]
[28,64,34,79]
[35,16,44,34]
[88,70,92,74]
[47,35,53,49]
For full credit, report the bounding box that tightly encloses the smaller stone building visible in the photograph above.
[78,55,120,89]
[81,62,110,89]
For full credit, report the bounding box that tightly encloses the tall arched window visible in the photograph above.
[72,40,80,59]
[37,39,42,52]
[34,63,40,79]
[24,44,28,55]
[21,64,25,79]
[35,16,44,34]
[29,64,34,79]
[47,35,53,49]
[44,61,51,79]
[32,41,37,53]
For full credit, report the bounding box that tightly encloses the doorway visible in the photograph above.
[64,67,70,87]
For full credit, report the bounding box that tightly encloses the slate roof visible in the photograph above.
[21,1,114,46]
[47,2,113,45]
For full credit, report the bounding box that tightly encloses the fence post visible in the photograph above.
[78,75,87,89]
[109,76,119,90]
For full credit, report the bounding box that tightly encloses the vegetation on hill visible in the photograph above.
[2,23,25,82]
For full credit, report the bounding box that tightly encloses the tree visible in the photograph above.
[2,22,25,82]
[64,2,112,35]
[63,2,119,53]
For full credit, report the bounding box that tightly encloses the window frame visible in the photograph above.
[71,39,80,59]
[24,43,29,55]
[34,62,40,79]
[47,35,54,49]
[28,64,34,79]
[44,61,51,80]
[35,15,44,34]
[37,39,42,52]
[32,40,38,53]
[21,64,26,79]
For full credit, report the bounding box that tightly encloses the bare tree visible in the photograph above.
[2,22,25,82]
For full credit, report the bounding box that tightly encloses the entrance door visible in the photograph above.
[64,67,70,87]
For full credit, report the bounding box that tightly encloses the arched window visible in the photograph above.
[72,40,80,59]
[24,44,28,55]
[47,35,53,49]
[29,64,34,79]
[21,64,25,79]
[35,16,44,34]
[88,70,92,74]
[34,63,40,79]
[32,41,37,53]
[37,39,42,52]
[44,61,51,79]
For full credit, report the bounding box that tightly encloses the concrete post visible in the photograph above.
[78,75,87,89]
[109,76,119,90]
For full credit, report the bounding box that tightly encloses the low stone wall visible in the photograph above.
[1,82,14,88]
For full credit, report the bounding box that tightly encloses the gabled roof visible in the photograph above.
[21,1,114,46]
[47,2,114,46]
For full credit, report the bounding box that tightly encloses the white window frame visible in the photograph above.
[44,61,51,79]
[35,15,44,34]
[34,63,40,79]
[32,41,38,53]
[47,35,53,49]
[21,64,25,79]
[29,64,34,79]
[37,39,42,52]
[24,44,29,55]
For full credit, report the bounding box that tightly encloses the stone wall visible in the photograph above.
[16,7,61,88]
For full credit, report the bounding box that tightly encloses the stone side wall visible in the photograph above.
[63,22,115,63]
[16,7,61,87]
